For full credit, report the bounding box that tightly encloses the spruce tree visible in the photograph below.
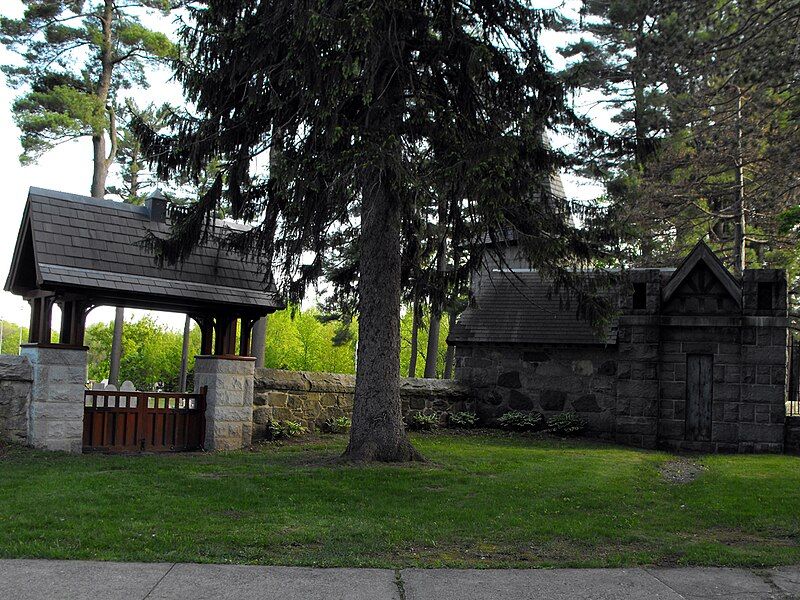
[136,0,615,462]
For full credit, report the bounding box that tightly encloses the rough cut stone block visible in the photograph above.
[539,389,566,411]
[508,389,534,410]
[496,371,522,389]
[0,356,33,381]
[570,393,599,413]
[196,357,255,451]
[21,346,87,454]
[739,423,783,443]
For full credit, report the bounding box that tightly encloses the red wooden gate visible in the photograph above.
[83,388,206,452]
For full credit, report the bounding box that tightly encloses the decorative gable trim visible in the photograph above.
[4,197,40,295]
[662,240,741,307]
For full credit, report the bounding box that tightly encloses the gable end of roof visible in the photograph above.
[662,241,741,306]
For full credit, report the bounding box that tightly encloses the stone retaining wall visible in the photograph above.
[0,355,33,444]
[253,368,471,439]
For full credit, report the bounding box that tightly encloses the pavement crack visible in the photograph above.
[643,568,688,599]
[394,569,407,600]
[142,562,176,600]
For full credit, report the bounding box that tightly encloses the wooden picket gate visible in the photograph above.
[83,388,206,452]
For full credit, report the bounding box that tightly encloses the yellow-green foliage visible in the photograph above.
[85,316,199,391]
[263,307,357,374]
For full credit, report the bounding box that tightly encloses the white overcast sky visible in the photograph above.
[0,0,607,330]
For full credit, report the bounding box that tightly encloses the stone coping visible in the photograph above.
[19,343,89,351]
[254,368,471,398]
[0,355,33,381]
[195,355,257,362]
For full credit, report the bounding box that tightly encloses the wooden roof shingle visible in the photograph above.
[5,187,282,315]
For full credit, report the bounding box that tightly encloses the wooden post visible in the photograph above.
[195,315,214,355]
[58,298,88,346]
[28,296,54,344]
[213,315,237,356]
[239,317,255,357]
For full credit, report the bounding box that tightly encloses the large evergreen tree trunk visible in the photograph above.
[343,171,423,462]
[424,311,440,378]
[407,297,420,377]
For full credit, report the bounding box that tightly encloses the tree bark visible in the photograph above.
[178,314,191,392]
[90,0,117,199]
[424,233,447,378]
[252,316,268,368]
[108,306,124,386]
[91,134,110,198]
[424,309,440,378]
[342,170,423,462]
[407,297,420,377]
[443,309,457,379]
[732,88,746,275]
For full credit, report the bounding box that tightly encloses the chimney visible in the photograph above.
[145,189,168,222]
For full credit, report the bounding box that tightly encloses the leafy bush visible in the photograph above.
[547,412,587,436]
[447,411,479,428]
[496,410,544,432]
[407,411,440,431]
[323,416,352,434]
[267,420,308,439]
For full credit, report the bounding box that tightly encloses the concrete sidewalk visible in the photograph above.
[1,559,799,600]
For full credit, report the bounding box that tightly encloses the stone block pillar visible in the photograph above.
[194,356,255,450]
[21,344,88,453]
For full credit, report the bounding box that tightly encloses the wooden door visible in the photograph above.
[685,354,713,441]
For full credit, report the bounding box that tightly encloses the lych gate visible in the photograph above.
[4,187,282,453]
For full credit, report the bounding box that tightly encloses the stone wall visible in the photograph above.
[252,368,471,440]
[454,345,617,439]
[453,268,789,453]
[784,417,800,454]
[0,355,33,444]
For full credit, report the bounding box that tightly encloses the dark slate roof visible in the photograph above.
[448,271,617,346]
[5,187,281,314]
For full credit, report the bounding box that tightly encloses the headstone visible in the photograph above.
[120,380,136,392]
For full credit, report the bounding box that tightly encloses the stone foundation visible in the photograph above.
[0,355,33,444]
[21,344,87,453]
[252,368,470,439]
[195,356,256,451]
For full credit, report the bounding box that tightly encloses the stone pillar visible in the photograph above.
[21,344,88,453]
[194,356,255,451]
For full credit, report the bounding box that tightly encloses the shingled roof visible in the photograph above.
[448,271,617,346]
[5,187,281,316]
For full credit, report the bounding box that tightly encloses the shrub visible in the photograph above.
[447,411,479,429]
[496,410,544,432]
[323,416,352,434]
[547,412,587,436]
[407,411,440,431]
[267,420,308,439]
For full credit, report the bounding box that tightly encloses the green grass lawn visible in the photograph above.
[1,432,799,568]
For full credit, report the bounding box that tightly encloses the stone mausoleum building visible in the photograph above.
[449,242,791,453]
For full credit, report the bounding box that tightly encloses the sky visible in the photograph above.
[0,0,607,331]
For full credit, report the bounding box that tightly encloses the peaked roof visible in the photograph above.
[447,271,617,346]
[662,240,741,306]
[5,187,282,316]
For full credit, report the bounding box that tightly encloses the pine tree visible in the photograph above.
[135,0,615,462]
[1,0,177,197]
